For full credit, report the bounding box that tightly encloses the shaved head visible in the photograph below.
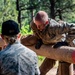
[33,11,49,31]
[34,11,48,23]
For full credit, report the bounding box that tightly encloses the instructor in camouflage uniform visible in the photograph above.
[0,20,40,75]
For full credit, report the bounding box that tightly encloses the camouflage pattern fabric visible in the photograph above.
[0,41,40,75]
[31,18,75,45]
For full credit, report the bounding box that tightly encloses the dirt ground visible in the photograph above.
[46,67,58,75]
[46,67,75,75]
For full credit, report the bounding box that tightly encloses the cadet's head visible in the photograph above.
[33,11,49,31]
[1,20,21,44]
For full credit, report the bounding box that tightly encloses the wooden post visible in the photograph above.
[39,58,56,75]
[57,62,73,75]
[69,64,73,75]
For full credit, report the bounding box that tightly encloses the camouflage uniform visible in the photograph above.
[31,18,75,46]
[30,18,75,75]
[0,41,40,75]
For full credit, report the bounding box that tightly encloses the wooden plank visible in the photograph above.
[26,45,75,64]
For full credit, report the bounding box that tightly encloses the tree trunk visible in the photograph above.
[49,0,55,19]
[57,62,73,75]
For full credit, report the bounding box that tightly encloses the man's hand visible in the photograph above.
[35,39,43,49]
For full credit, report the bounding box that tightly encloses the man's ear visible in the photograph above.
[1,34,4,40]
[45,20,49,25]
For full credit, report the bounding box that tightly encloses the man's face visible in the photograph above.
[34,20,46,31]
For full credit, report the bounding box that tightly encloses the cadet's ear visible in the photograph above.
[45,20,49,25]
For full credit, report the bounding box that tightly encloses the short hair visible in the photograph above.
[34,11,48,23]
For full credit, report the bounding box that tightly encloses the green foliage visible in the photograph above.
[20,24,33,35]
[38,56,45,61]
[63,12,75,22]
[19,0,75,23]
[3,0,18,21]
[38,56,45,66]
